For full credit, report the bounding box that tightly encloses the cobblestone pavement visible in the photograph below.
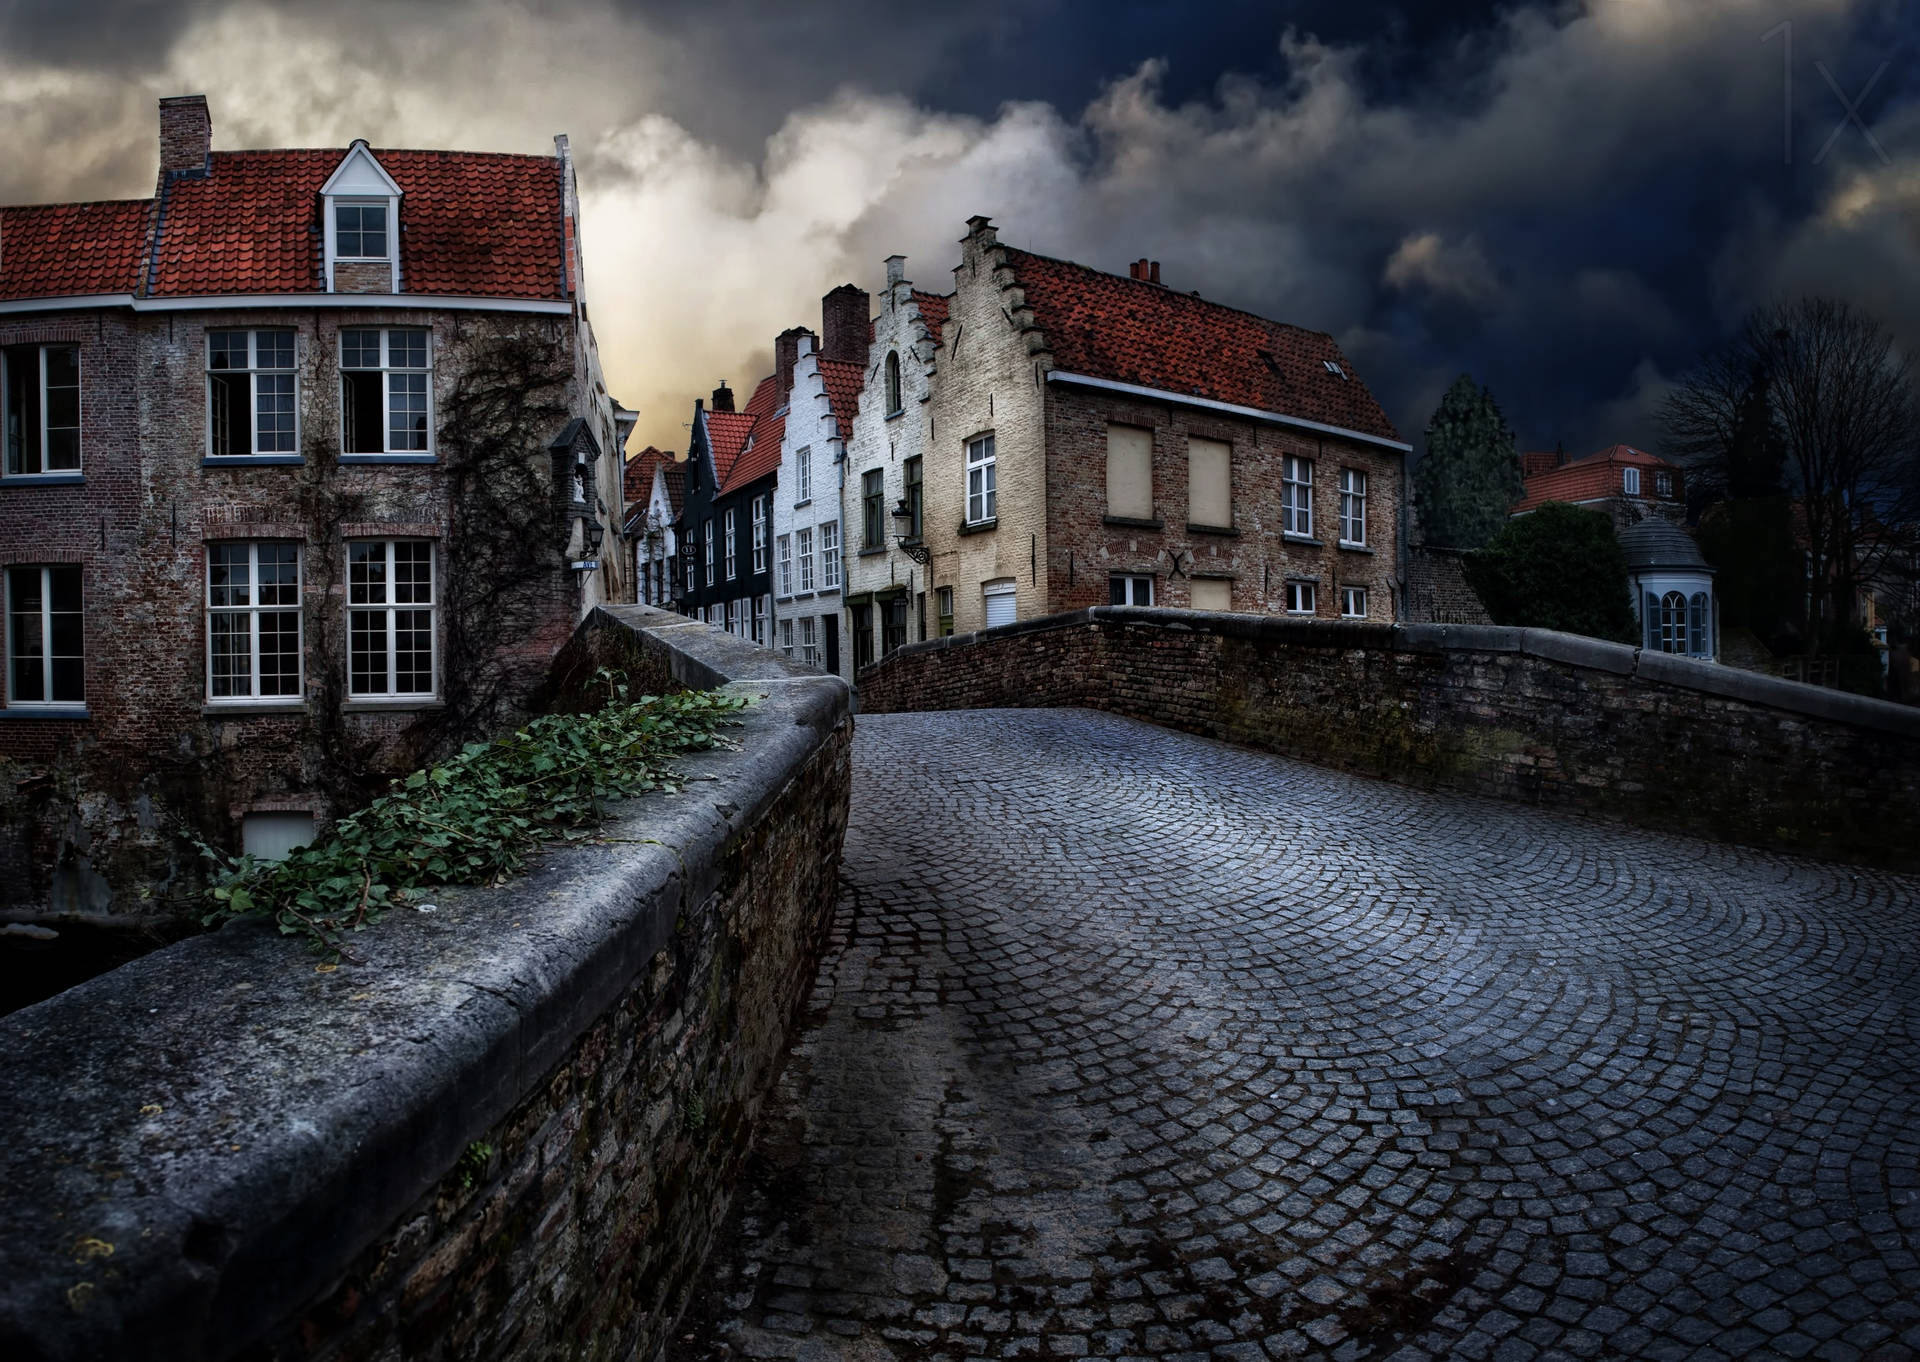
[674,709,1920,1362]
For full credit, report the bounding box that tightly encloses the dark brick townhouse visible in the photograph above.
[919,219,1410,637]
[675,355,788,647]
[0,95,628,918]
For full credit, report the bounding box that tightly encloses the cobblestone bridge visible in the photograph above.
[675,709,1920,1362]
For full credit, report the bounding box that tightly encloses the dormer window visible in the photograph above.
[335,202,389,260]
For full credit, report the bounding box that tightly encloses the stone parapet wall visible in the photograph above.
[0,605,851,1362]
[857,606,1920,867]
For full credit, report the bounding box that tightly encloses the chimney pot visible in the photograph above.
[710,381,734,414]
[820,284,870,365]
[157,94,212,178]
[1150,260,1161,285]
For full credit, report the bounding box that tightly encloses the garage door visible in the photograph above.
[983,581,1017,630]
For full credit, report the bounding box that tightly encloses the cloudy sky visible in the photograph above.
[1,0,1915,458]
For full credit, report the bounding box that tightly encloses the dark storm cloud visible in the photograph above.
[0,0,1915,458]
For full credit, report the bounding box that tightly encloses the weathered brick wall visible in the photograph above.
[1403,544,1493,624]
[0,608,852,1362]
[857,607,1920,868]
[0,306,592,920]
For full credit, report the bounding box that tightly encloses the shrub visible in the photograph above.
[1465,503,1638,642]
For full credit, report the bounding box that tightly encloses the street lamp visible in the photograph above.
[891,498,931,565]
[570,513,605,570]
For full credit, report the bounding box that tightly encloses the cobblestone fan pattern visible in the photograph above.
[675,709,1920,1362]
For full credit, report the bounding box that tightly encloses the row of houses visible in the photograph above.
[629,220,1415,683]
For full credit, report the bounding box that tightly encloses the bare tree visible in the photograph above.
[1662,298,1919,649]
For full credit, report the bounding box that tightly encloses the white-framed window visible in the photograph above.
[5,565,83,706]
[1339,468,1367,546]
[936,585,954,637]
[752,496,768,573]
[967,434,997,524]
[347,540,435,698]
[334,201,390,259]
[799,615,819,667]
[1655,470,1674,498]
[1341,585,1368,618]
[753,594,768,646]
[724,508,737,581]
[207,542,302,701]
[820,521,840,590]
[780,619,794,657]
[208,331,297,458]
[1110,574,1154,606]
[340,328,430,456]
[2,344,81,477]
[795,446,812,504]
[1283,456,1314,537]
[983,577,1016,629]
[725,598,738,634]
[1623,466,1642,495]
[704,518,715,586]
[684,541,695,592]
[776,533,793,597]
[1285,580,1316,615]
[797,527,815,593]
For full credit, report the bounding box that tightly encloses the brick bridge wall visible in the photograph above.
[856,605,1920,869]
[0,605,851,1362]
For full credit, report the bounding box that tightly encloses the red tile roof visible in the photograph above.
[623,445,670,508]
[1514,444,1683,513]
[0,200,151,300]
[704,410,758,489]
[2,147,564,301]
[715,373,794,495]
[912,290,950,345]
[1002,247,1400,444]
[818,357,863,436]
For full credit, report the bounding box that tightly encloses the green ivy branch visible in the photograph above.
[199,671,745,961]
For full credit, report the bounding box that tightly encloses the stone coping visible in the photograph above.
[875,605,1920,739]
[0,605,850,1360]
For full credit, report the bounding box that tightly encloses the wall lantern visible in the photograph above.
[570,514,605,571]
[890,499,932,565]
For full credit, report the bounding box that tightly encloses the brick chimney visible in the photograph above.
[1127,258,1162,284]
[820,284,869,365]
[158,95,211,178]
[710,381,735,414]
[774,327,811,403]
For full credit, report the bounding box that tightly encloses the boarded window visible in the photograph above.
[1188,437,1231,528]
[1190,578,1232,611]
[1106,423,1153,520]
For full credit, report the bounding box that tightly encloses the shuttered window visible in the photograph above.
[1187,437,1231,528]
[1106,424,1153,520]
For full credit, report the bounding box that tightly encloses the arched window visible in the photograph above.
[1658,591,1688,653]
[1688,592,1710,657]
[884,351,902,416]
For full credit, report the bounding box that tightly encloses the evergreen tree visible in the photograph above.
[1414,374,1525,548]
[1465,502,1638,642]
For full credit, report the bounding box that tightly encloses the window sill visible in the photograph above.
[885,409,905,421]
[342,698,444,713]
[0,705,88,720]
[1283,532,1323,547]
[203,456,303,468]
[793,498,812,510]
[1186,522,1238,537]
[958,518,998,537]
[203,702,308,717]
[1337,541,1374,554]
[857,547,889,558]
[339,454,437,465]
[1103,515,1163,531]
[1,472,84,487]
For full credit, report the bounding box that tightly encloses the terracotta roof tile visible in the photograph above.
[818,357,863,435]
[722,410,784,493]
[0,200,150,300]
[704,410,757,489]
[1002,247,1399,444]
[623,445,670,507]
[912,289,950,345]
[1514,445,1684,513]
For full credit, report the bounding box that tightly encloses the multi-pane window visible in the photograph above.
[799,616,819,667]
[208,543,302,701]
[852,602,875,670]
[797,527,815,593]
[753,595,768,646]
[936,586,954,638]
[341,329,429,455]
[1338,468,1367,546]
[883,597,908,655]
[903,457,923,540]
[6,565,82,705]
[725,598,739,635]
[820,521,841,590]
[1341,585,1368,618]
[703,518,714,586]
[779,619,794,657]
[684,539,695,592]
[863,469,886,548]
[1655,471,1674,498]
[347,541,435,698]
[1283,457,1314,537]
[752,496,768,573]
[2,345,80,477]
[885,351,902,415]
[207,331,297,459]
[335,202,389,258]
[1285,579,1316,615]
[966,434,997,524]
[1623,466,1642,495]
[777,534,793,596]
[724,508,737,581]
[1110,574,1154,606]
[795,446,812,504]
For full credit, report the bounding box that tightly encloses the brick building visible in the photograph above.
[914,218,1409,639]
[0,95,628,916]
[623,444,683,609]
[676,372,780,645]
[1514,443,1685,530]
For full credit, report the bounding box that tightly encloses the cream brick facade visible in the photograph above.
[772,335,845,673]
